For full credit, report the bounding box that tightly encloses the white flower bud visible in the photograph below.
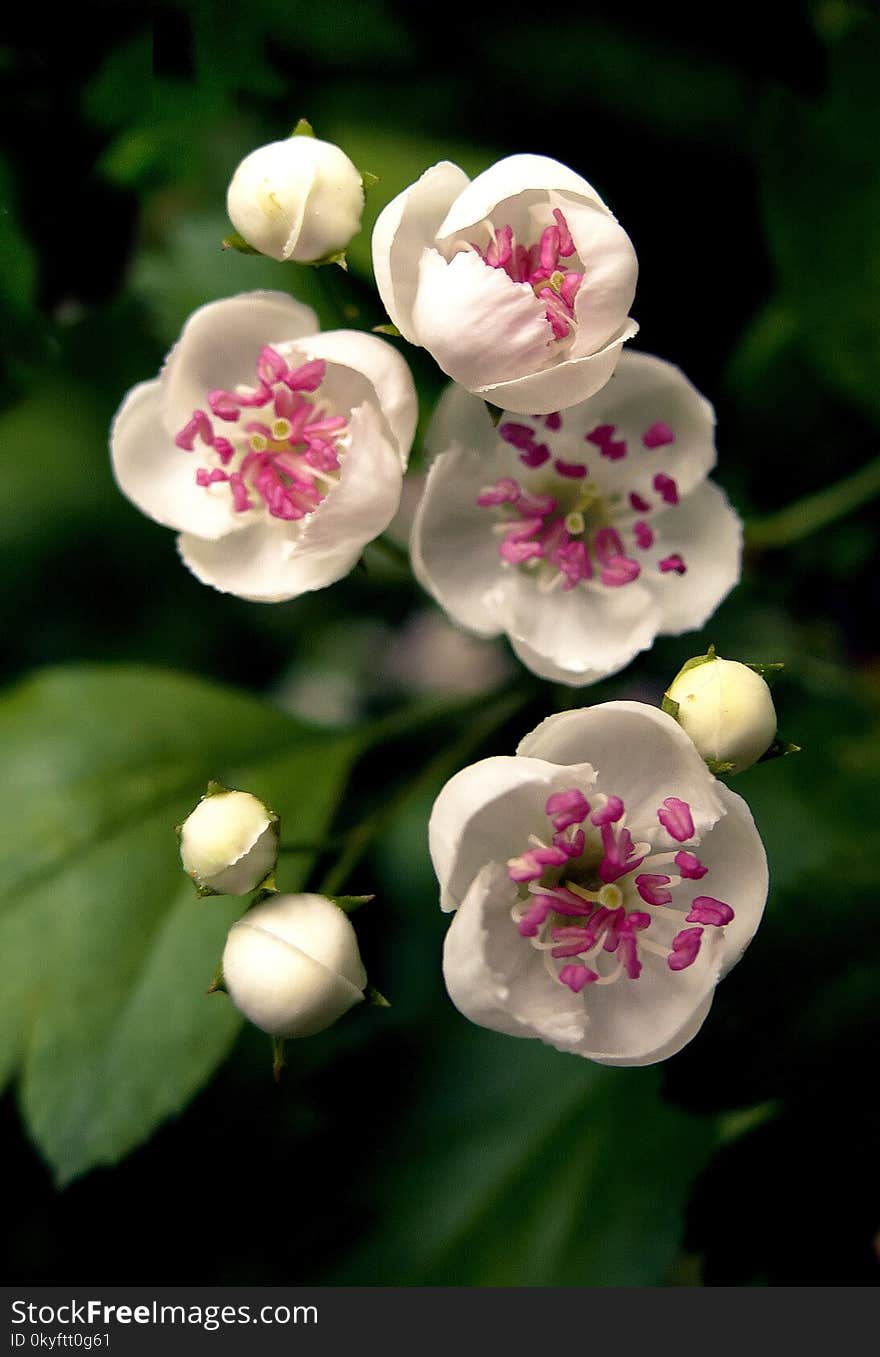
[226,135,365,263]
[179,787,279,895]
[666,654,777,774]
[222,894,367,1037]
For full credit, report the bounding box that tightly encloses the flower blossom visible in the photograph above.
[372,153,638,414]
[430,702,768,1065]
[411,351,742,685]
[111,291,417,601]
[666,651,778,774]
[179,784,278,896]
[227,134,364,263]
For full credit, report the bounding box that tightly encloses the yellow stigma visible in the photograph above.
[272,418,291,440]
[249,433,268,452]
[598,884,623,909]
[565,511,585,535]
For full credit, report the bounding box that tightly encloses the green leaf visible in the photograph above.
[0,665,362,1184]
[331,1025,715,1285]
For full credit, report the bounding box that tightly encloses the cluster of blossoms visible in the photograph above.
[114,132,771,1065]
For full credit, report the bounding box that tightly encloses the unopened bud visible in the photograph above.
[226,134,365,263]
[222,893,367,1037]
[179,786,279,895]
[665,653,778,774]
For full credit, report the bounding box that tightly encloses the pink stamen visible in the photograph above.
[545,789,590,832]
[643,421,675,449]
[687,897,735,926]
[559,964,598,993]
[635,873,673,906]
[552,208,575,257]
[477,478,521,507]
[195,467,227,486]
[668,927,703,971]
[590,795,624,827]
[517,897,554,937]
[659,553,687,575]
[654,472,679,505]
[630,492,651,513]
[174,409,215,451]
[283,359,326,392]
[545,411,562,431]
[520,442,551,468]
[600,556,641,587]
[675,850,707,880]
[554,459,587,478]
[208,390,242,422]
[601,438,627,461]
[585,423,616,449]
[599,822,647,883]
[499,423,537,451]
[657,797,694,842]
[634,521,654,549]
[474,212,583,343]
[594,527,625,565]
[257,345,288,384]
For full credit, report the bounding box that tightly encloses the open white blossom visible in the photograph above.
[667,653,778,773]
[227,135,364,263]
[412,351,742,685]
[223,894,367,1038]
[431,702,768,1066]
[372,153,638,413]
[180,786,278,896]
[111,291,417,601]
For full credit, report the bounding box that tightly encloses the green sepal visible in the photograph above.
[247,881,279,910]
[192,879,221,899]
[757,737,801,764]
[661,694,680,720]
[204,779,232,797]
[484,402,503,427]
[372,322,402,337]
[309,249,348,270]
[271,1037,287,1084]
[206,962,226,995]
[705,757,736,776]
[674,645,717,680]
[291,118,315,138]
[366,984,391,1008]
[744,661,786,680]
[361,170,380,190]
[221,232,260,255]
[328,893,375,914]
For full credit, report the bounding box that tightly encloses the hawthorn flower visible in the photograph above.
[227,135,364,263]
[666,652,778,774]
[222,893,367,1038]
[411,351,742,685]
[179,784,278,896]
[430,702,768,1065]
[372,153,638,414]
[111,291,417,601]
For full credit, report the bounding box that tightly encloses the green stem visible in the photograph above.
[317,684,531,896]
[747,453,880,549]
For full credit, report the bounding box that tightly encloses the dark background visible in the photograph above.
[1,0,879,1285]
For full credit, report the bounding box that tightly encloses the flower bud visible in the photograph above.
[222,894,367,1037]
[179,786,279,895]
[226,135,365,263]
[665,653,777,774]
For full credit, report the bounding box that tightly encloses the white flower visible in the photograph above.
[111,291,417,601]
[411,351,742,686]
[667,653,778,774]
[372,153,638,414]
[222,893,367,1038]
[431,702,768,1066]
[180,785,279,895]
[227,135,364,263]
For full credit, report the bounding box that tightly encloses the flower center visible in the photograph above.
[174,348,349,521]
[476,410,688,591]
[507,787,734,993]
[471,210,583,340]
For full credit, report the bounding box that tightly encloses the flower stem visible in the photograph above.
[747,453,880,549]
[317,684,532,896]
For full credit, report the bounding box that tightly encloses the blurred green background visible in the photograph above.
[2,0,879,1285]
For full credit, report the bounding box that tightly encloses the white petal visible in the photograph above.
[442,862,589,1046]
[473,319,638,416]
[179,402,401,602]
[110,379,245,539]
[160,291,319,436]
[411,248,553,388]
[643,481,743,634]
[410,445,513,640]
[535,349,717,501]
[245,892,367,991]
[552,192,638,356]
[694,784,769,975]
[501,571,660,687]
[435,154,613,239]
[517,701,725,839]
[568,933,723,1065]
[424,382,499,458]
[223,920,363,1038]
[291,329,417,469]
[371,160,471,341]
[429,755,597,912]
